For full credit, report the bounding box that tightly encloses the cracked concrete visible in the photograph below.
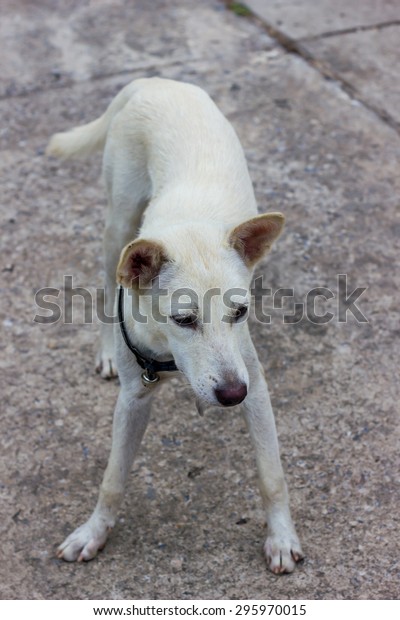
[0,0,399,600]
[245,0,400,39]
[299,21,400,41]
[246,0,400,129]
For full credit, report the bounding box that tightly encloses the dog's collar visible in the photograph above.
[118,286,179,386]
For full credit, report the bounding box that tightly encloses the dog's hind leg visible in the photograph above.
[242,342,304,574]
[57,377,154,561]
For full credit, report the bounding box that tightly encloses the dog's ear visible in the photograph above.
[228,213,285,267]
[117,239,169,288]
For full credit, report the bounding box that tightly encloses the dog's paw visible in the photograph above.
[57,520,112,562]
[96,350,118,379]
[264,533,304,574]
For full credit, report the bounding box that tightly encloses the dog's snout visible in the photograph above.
[214,382,247,407]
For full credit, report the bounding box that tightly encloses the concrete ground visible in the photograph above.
[0,0,399,600]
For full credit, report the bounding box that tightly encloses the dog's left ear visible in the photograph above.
[116,239,169,288]
[228,213,285,267]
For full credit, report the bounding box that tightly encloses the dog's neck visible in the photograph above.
[118,286,179,385]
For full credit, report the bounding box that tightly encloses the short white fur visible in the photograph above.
[47,78,303,574]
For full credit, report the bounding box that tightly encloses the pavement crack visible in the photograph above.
[0,58,201,103]
[300,20,400,42]
[224,1,400,135]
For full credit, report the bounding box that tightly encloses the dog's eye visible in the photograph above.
[171,314,197,328]
[232,305,248,322]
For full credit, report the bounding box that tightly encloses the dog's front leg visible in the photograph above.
[57,384,153,562]
[96,221,133,378]
[242,347,304,574]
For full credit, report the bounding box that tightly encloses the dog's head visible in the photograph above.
[117,213,284,407]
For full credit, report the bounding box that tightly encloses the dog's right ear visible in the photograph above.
[116,239,169,288]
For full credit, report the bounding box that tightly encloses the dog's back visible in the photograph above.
[47,78,257,226]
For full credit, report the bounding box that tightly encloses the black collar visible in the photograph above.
[118,286,178,385]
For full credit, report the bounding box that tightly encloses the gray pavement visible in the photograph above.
[0,0,399,600]
[247,0,400,127]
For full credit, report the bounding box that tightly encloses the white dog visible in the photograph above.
[47,77,303,573]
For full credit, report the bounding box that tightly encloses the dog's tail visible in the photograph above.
[46,82,136,160]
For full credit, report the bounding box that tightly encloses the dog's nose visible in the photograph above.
[214,383,247,407]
